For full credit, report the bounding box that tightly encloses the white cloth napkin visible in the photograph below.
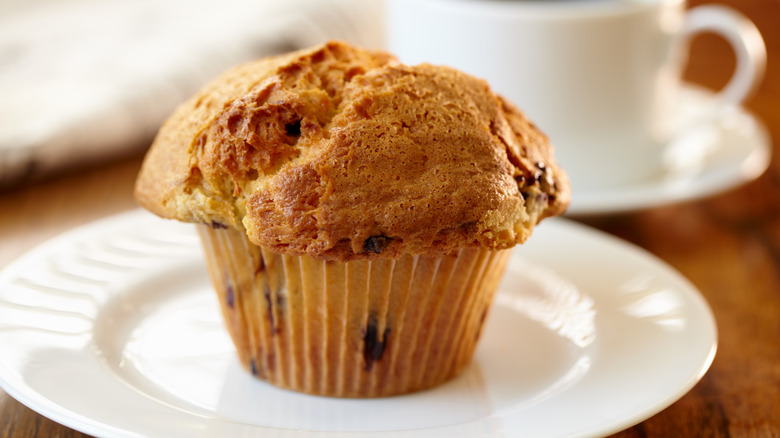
[0,0,384,187]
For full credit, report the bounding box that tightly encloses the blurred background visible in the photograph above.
[670,0,780,224]
[0,0,776,193]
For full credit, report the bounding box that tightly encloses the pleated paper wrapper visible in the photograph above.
[197,225,511,398]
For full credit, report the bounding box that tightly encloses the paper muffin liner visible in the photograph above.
[197,225,512,398]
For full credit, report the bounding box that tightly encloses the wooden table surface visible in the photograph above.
[1,1,779,436]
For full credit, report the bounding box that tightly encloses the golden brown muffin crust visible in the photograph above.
[135,41,570,261]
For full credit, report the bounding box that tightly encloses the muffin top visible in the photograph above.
[135,41,569,261]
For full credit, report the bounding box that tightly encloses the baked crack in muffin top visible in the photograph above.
[135,41,570,261]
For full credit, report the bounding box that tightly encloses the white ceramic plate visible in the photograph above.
[567,85,771,216]
[0,210,717,437]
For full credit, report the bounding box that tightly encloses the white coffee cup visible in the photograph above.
[386,0,766,191]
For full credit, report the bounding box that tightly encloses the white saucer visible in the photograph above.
[0,210,717,437]
[567,85,771,216]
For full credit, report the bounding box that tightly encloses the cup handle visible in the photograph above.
[682,5,766,106]
[662,6,766,174]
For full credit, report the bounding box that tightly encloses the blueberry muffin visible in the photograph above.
[135,41,569,397]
